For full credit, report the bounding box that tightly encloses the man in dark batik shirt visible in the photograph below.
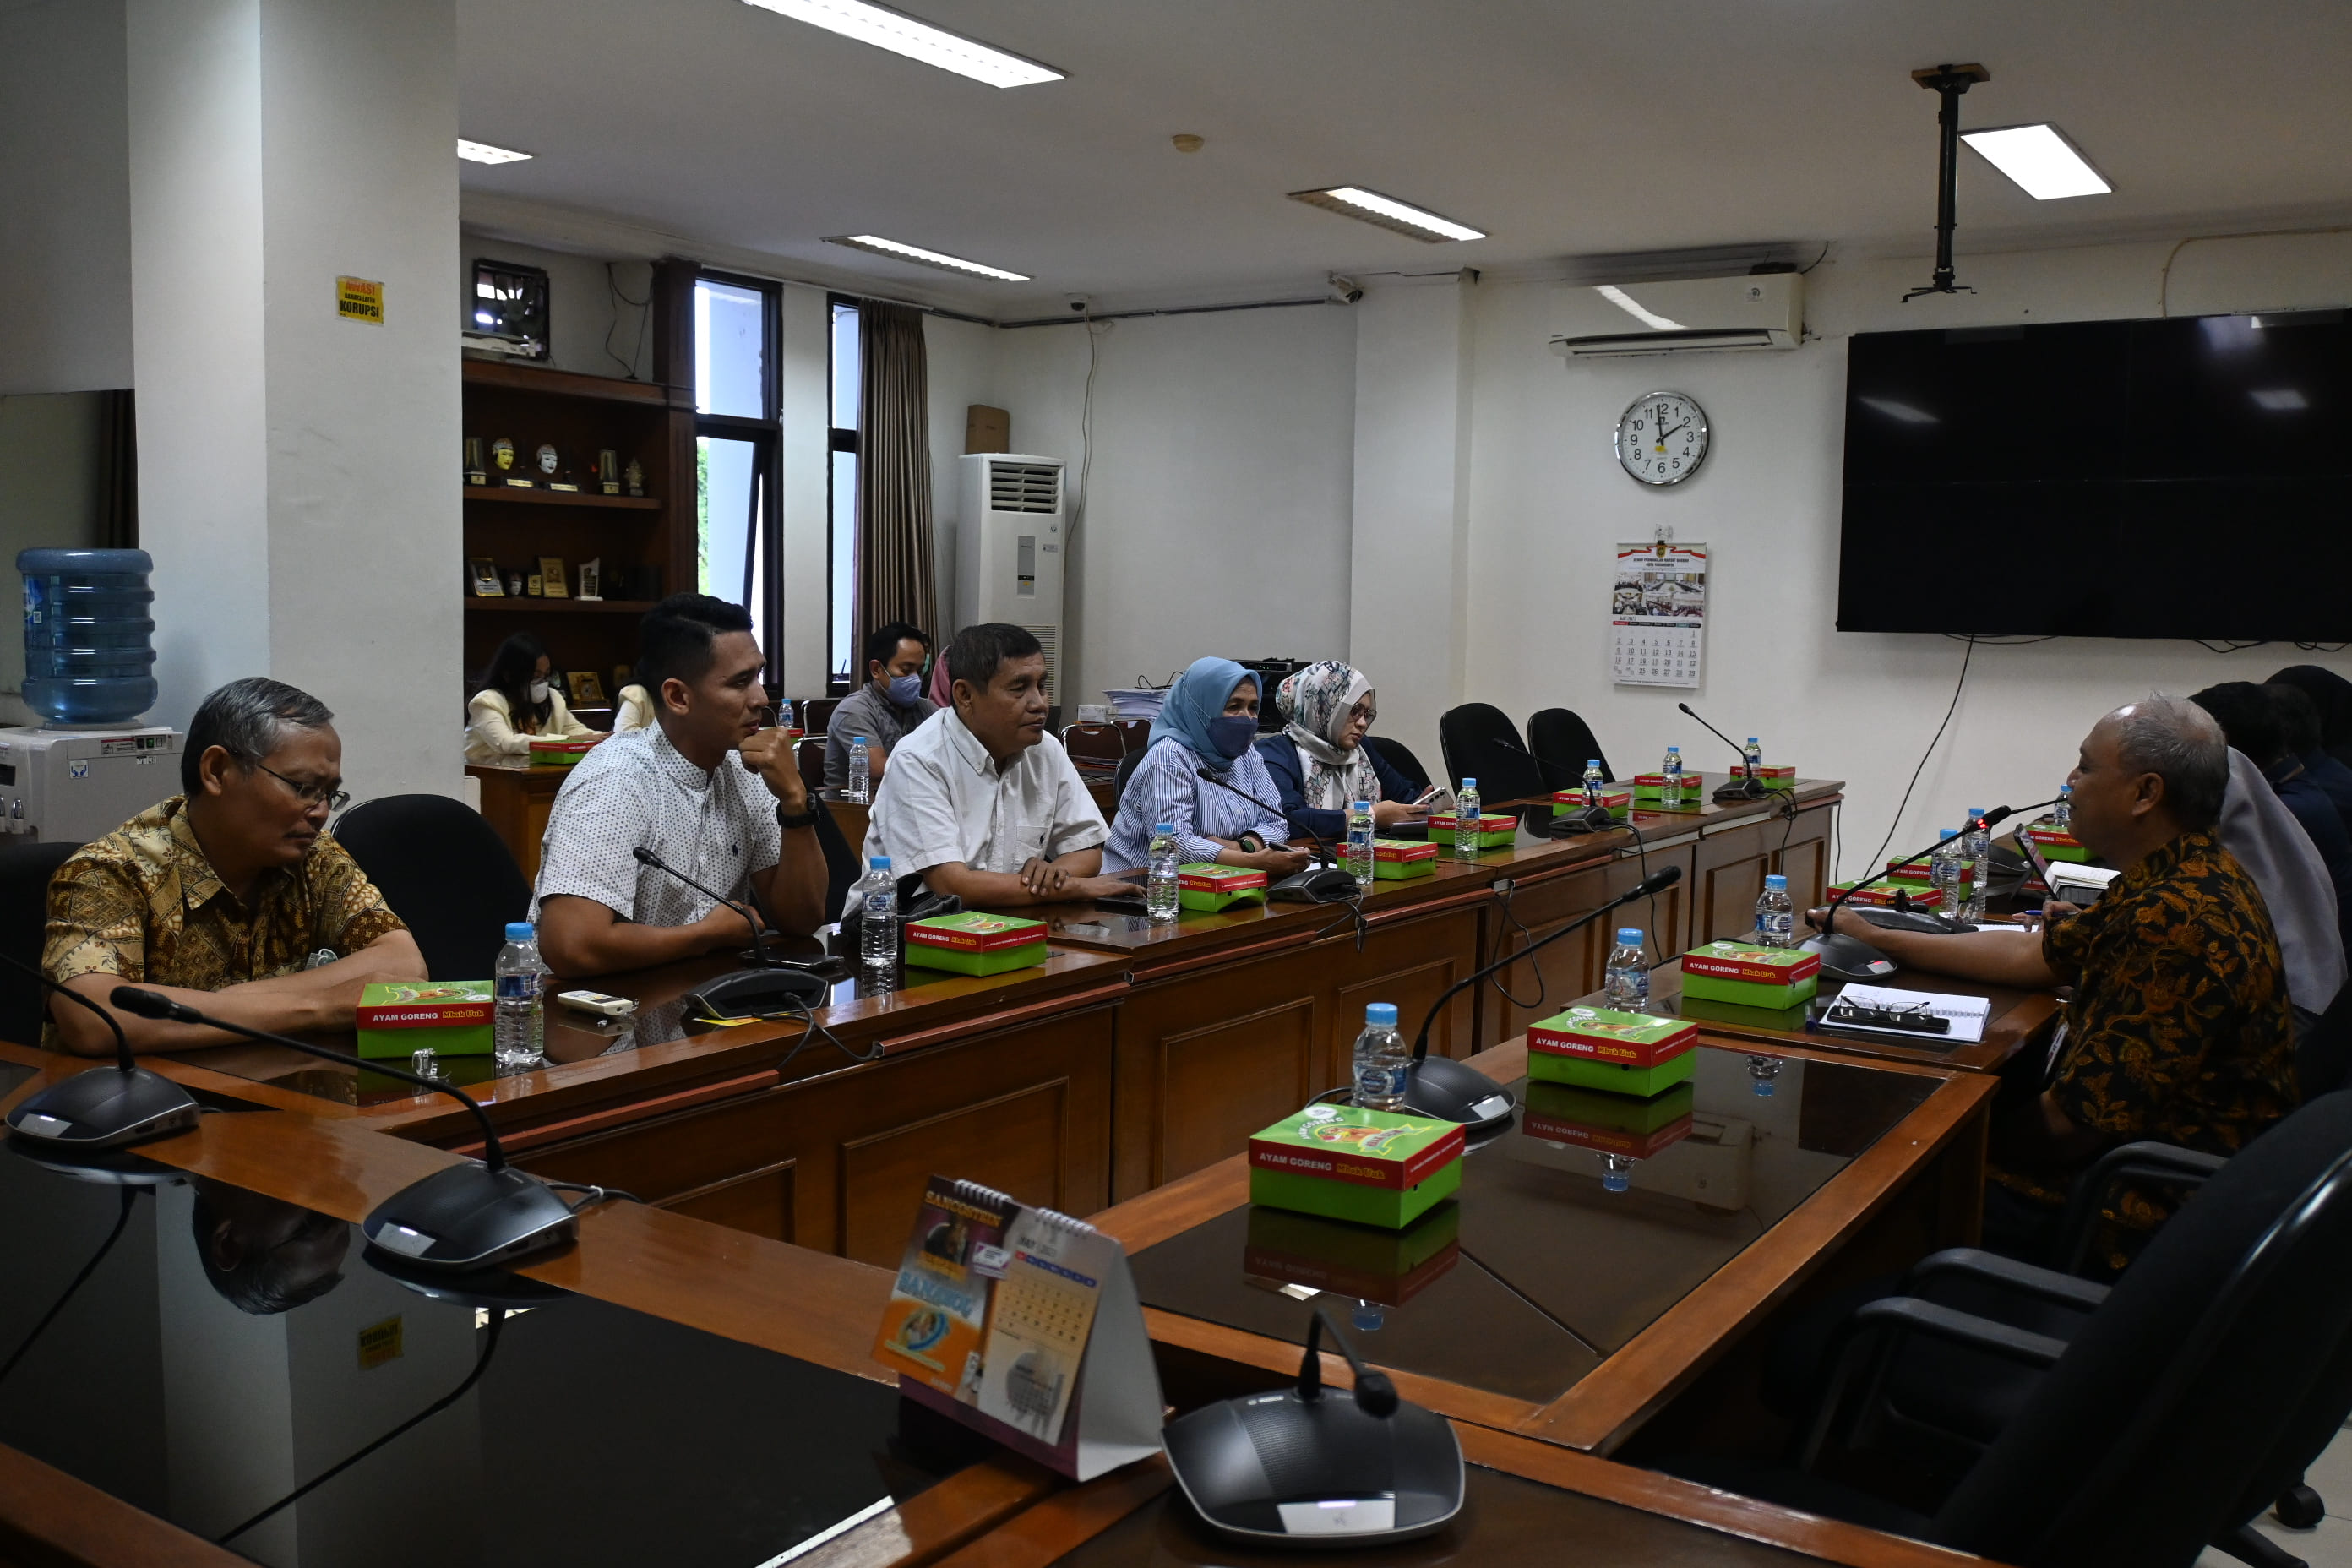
[1808,696,2296,1271]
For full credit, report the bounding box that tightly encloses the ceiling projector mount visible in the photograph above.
[1905,62,1992,302]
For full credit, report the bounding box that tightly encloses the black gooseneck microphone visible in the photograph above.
[1298,1304,1398,1415]
[108,986,576,1271]
[1396,864,1685,1133]
[1191,768,1362,903]
[630,845,829,1018]
[1821,798,2060,935]
[0,950,200,1152]
[1675,703,1768,802]
[1488,735,1615,833]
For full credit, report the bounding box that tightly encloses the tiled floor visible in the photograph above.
[2196,1425,2352,1568]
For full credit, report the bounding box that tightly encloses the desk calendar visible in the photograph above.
[874,1175,1162,1480]
[1610,542,1709,689]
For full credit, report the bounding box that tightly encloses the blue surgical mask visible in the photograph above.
[886,672,923,706]
[1207,715,1259,761]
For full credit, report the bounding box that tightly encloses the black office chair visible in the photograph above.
[1668,1091,2352,1568]
[1526,708,1614,790]
[0,841,81,1044]
[2295,980,2352,1099]
[1362,735,1429,796]
[333,795,532,981]
[1112,743,1150,808]
[1436,703,1544,801]
[812,797,860,926]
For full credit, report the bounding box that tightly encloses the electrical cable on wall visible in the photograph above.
[1855,634,1977,883]
[605,262,651,380]
[1066,313,1103,547]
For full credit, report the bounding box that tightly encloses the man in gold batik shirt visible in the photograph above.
[42,678,425,1054]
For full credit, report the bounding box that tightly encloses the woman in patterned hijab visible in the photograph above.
[1256,662,1425,844]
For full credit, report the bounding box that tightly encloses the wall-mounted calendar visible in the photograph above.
[1610,541,1709,689]
[872,1176,1162,1481]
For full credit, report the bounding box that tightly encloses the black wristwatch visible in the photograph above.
[1237,831,1267,853]
[776,798,824,831]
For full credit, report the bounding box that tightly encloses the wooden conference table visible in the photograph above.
[22,775,1846,1274]
[0,1052,2006,1568]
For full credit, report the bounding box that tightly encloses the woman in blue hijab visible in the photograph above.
[1103,657,1311,875]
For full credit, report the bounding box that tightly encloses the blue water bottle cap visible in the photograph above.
[1667,745,1679,753]
[1967,806,1985,819]
[1353,800,1370,810]
[1461,777,1477,788]
[1939,828,1959,840]
[1154,822,1173,834]
[1616,928,1642,945]
[1747,737,1759,745]
[1587,759,1600,767]
[504,922,533,940]
[869,856,891,870]
[1365,1003,1398,1027]
[1766,874,1788,890]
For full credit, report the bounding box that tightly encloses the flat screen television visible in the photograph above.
[1838,310,2352,640]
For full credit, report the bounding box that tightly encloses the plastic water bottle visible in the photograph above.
[845,736,871,803]
[1345,801,1375,883]
[1961,808,1990,922]
[776,698,795,733]
[1744,737,1763,780]
[19,547,158,724]
[1454,779,1482,861]
[1755,874,1795,947]
[1604,928,1648,1009]
[858,856,898,973]
[1351,1002,1410,1112]
[493,922,550,1068]
[2053,784,2073,830]
[1663,745,1684,793]
[1927,828,1963,912]
[1146,824,1181,922]
[1582,759,1605,808]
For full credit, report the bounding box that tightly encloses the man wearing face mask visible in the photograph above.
[825,622,936,791]
[864,623,1127,906]
[1102,656,1311,876]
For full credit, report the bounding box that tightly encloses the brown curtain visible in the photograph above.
[854,302,937,661]
[95,389,138,548]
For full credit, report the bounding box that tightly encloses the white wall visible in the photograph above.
[924,313,998,643]
[1462,231,2352,882]
[0,0,133,395]
[988,305,1358,716]
[0,394,107,715]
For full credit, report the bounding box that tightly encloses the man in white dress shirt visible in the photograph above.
[535,594,828,975]
[865,623,1129,907]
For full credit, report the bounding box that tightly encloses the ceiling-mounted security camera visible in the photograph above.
[1064,293,1094,313]
[1328,275,1364,305]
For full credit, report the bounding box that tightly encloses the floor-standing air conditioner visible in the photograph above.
[956,453,1068,700]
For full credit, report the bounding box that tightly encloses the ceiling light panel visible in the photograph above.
[825,234,1030,281]
[742,0,1062,88]
[1289,187,1486,243]
[457,139,532,164]
[1959,124,2111,200]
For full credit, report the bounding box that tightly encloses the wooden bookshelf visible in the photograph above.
[458,264,697,702]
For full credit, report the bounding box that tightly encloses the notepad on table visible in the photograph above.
[1823,984,1991,1044]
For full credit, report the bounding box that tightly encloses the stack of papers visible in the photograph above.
[1822,984,1991,1044]
[1102,688,1168,722]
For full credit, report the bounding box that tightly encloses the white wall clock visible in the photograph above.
[1614,390,1709,486]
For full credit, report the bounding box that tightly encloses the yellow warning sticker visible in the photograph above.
[337,276,384,324]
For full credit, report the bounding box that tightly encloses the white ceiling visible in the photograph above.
[456,0,2352,317]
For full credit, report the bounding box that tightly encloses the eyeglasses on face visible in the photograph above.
[255,761,351,813]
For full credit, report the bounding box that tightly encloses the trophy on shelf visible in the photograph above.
[506,570,525,596]
[576,558,602,602]
[465,436,487,487]
[493,436,527,487]
[623,458,645,498]
[598,449,620,496]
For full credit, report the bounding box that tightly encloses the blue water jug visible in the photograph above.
[19,548,158,726]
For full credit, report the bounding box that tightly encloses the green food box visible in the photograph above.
[1740,763,1798,792]
[903,911,1050,976]
[526,736,599,767]
[356,981,494,1059]
[1520,1080,1696,1158]
[1248,1105,1467,1229]
[1888,856,1974,887]
[1370,837,1440,879]
[1631,772,1705,805]
[1243,1200,1462,1308]
[1177,862,1268,911]
[1527,1005,1699,1097]
[1679,941,1822,1010]
[1554,788,1632,820]
[2026,823,2092,863]
[1427,813,1516,849]
[1825,881,1947,911]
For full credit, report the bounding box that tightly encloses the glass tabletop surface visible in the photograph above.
[169,962,965,1108]
[0,1140,960,1566]
[1128,1045,1937,1407]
